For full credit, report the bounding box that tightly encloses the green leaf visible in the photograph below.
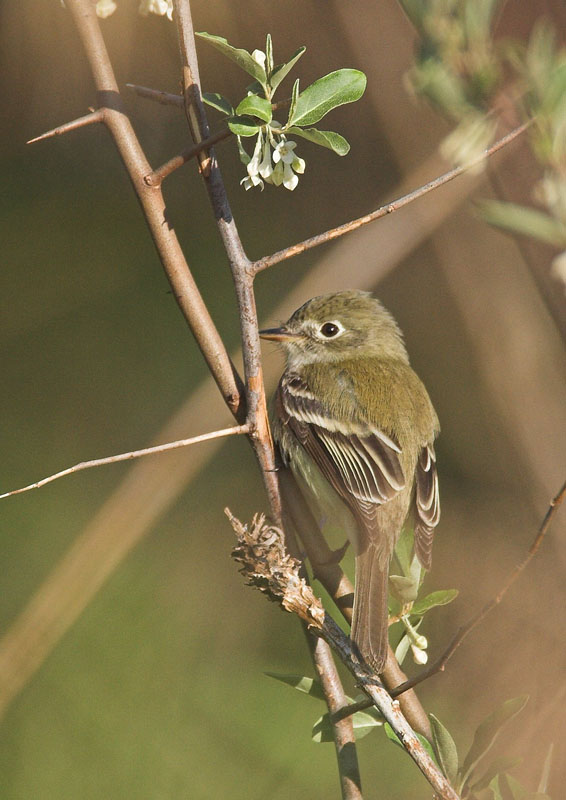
[285,80,300,130]
[412,589,459,616]
[394,633,411,666]
[270,46,307,93]
[289,69,367,127]
[313,708,382,743]
[227,115,260,137]
[389,574,419,604]
[461,696,529,787]
[430,714,459,784]
[264,672,326,701]
[469,756,523,793]
[196,32,267,84]
[500,773,534,800]
[477,200,566,247]
[537,742,554,794]
[236,135,250,165]
[286,126,350,156]
[236,94,272,123]
[265,33,274,77]
[202,92,233,116]
[488,774,504,800]
[394,526,415,576]
[384,723,438,764]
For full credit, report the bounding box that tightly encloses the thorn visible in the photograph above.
[27,110,104,144]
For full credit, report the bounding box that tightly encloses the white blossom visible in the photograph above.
[282,161,299,191]
[95,0,117,18]
[138,0,173,19]
[251,49,267,70]
[258,139,274,181]
[272,139,297,165]
[411,644,428,665]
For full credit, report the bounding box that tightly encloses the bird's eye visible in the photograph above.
[320,322,340,338]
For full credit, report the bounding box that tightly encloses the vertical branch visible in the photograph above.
[173,0,280,520]
[310,637,363,800]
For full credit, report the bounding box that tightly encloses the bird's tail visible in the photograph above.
[351,547,389,673]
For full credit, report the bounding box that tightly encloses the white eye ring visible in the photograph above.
[317,320,345,339]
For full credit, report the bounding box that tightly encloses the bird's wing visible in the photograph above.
[276,373,406,522]
[413,444,440,570]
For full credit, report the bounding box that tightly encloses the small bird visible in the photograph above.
[260,290,440,672]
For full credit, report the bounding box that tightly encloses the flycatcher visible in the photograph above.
[260,290,440,672]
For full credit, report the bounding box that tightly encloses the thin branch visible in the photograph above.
[228,511,459,800]
[310,636,363,800]
[144,127,232,187]
[391,479,566,698]
[126,83,184,107]
[173,0,281,520]
[0,425,249,500]
[65,0,245,421]
[27,109,104,143]
[251,120,532,275]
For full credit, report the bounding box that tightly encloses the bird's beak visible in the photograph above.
[259,326,300,342]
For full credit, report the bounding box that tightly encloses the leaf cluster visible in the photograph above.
[196,32,366,158]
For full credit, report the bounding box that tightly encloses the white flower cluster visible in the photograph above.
[95,0,174,19]
[241,129,305,192]
[138,0,173,19]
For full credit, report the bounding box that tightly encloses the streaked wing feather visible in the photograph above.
[277,375,406,524]
[414,445,440,570]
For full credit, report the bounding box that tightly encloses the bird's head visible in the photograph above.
[260,290,409,368]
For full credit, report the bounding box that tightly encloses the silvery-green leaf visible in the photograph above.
[461,696,529,787]
[264,672,325,700]
[196,32,267,84]
[313,708,382,743]
[285,126,350,156]
[389,574,419,603]
[202,92,233,116]
[285,80,300,129]
[394,526,415,575]
[270,46,307,93]
[289,69,367,127]
[488,775,504,800]
[384,723,438,763]
[430,714,459,784]
[470,756,523,793]
[265,33,274,76]
[537,742,554,794]
[412,589,459,616]
[236,135,250,165]
[394,633,411,666]
[236,94,272,123]
[477,200,566,247]
[227,115,260,137]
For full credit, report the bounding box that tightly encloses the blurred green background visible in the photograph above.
[1,1,565,797]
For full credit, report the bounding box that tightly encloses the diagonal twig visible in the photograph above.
[390,479,566,698]
[0,425,249,500]
[251,120,532,275]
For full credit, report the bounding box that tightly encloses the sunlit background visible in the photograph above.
[1,1,565,797]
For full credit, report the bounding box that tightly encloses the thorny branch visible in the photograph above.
[226,510,460,800]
